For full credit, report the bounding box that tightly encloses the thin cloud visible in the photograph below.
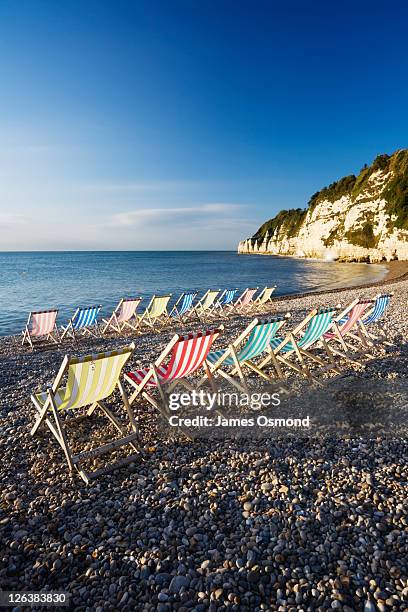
[0,214,28,227]
[111,203,244,227]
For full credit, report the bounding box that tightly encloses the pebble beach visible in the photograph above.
[0,271,407,611]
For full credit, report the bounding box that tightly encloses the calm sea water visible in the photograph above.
[0,251,387,336]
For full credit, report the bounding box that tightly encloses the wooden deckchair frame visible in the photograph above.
[189,289,221,321]
[353,293,394,347]
[249,285,277,313]
[30,343,139,483]
[257,308,340,384]
[225,287,259,315]
[134,294,172,333]
[22,309,61,350]
[323,298,375,363]
[212,288,239,318]
[169,291,197,323]
[124,328,223,439]
[201,315,290,393]
[102,297,142,334]
[60,305,102,340]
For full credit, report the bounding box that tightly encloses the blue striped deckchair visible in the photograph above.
[61,305,102,340]
[169,292,197,322]
[203,315,290,392]
[213,289,238,317]
[356,293,393,346]
[258,307,340,382]
[30,344,139,483]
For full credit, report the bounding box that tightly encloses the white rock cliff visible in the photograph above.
[238,156,408,263]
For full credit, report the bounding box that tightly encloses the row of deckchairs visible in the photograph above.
[21,286,277,348]
[30,293,392,482]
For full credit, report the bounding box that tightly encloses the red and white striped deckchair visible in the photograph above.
[324,298,375,362]
[226,287,258,315]
[102,297,142,334]
[22,309,60,349]
[124,327,224,434]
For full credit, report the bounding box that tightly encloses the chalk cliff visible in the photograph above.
[238,149,408,262]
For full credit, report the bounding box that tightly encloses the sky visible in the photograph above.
[0,1,407,251]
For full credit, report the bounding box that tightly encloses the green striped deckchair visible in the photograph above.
[135,294,172,333]
[203,315,290,392]
[258,307,340,382]
[30,344,139,483]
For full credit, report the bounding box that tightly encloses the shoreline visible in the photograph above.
[272,259,408,303]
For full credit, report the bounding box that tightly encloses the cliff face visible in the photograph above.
[238,149,408,263]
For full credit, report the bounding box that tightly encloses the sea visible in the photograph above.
[0,251,387,337]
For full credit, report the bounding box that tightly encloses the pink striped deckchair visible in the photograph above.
[102,297,142,334]
[22,309,60,349]
[226,287,258,314]
[124,327,224,435]
[324,298,375,362]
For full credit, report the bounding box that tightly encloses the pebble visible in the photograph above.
[1,280,407,609]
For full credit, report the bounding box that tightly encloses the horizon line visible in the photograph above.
[0,249,238,253]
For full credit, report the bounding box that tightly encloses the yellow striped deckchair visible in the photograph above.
[134,294,171,333]
[188,289,220,321]
[30,344,139,483]
[250,285,277,313]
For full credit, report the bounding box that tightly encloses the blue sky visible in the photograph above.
[0,1,407,250]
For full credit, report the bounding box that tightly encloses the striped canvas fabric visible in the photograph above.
[270,310,335,353]
[199,290,219,311]
[127,330,220,386]
[207,319,283,366]
[148,295,171,319]
[324,301,370,340]
[29,310,58,337]
[258,286,276,304]
[35,347,133,411]
[219,289,238,306]
[117,298,141,322]
[72,306,101,330]
[237,288,257,307]
[171,293,195,317]
[363,294,390,325]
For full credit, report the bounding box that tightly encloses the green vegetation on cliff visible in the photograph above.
[253,208,307,241]
[250,148,408,245]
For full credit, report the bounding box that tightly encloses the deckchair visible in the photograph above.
[169,292,197,322]
[212,289,238,317]
[189,289,220,321]
[134,294,172,332]
[258,307,340,383]
[61,305,102,340]
[102,297,142,334]
[22,309,60,349]
[250,285,277,313]
[204,316,290,392]
[124,328,223,436]
[358,293,393,346]
[30,344,139,483]
[323,298,374,363]
[225,287,258,314]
